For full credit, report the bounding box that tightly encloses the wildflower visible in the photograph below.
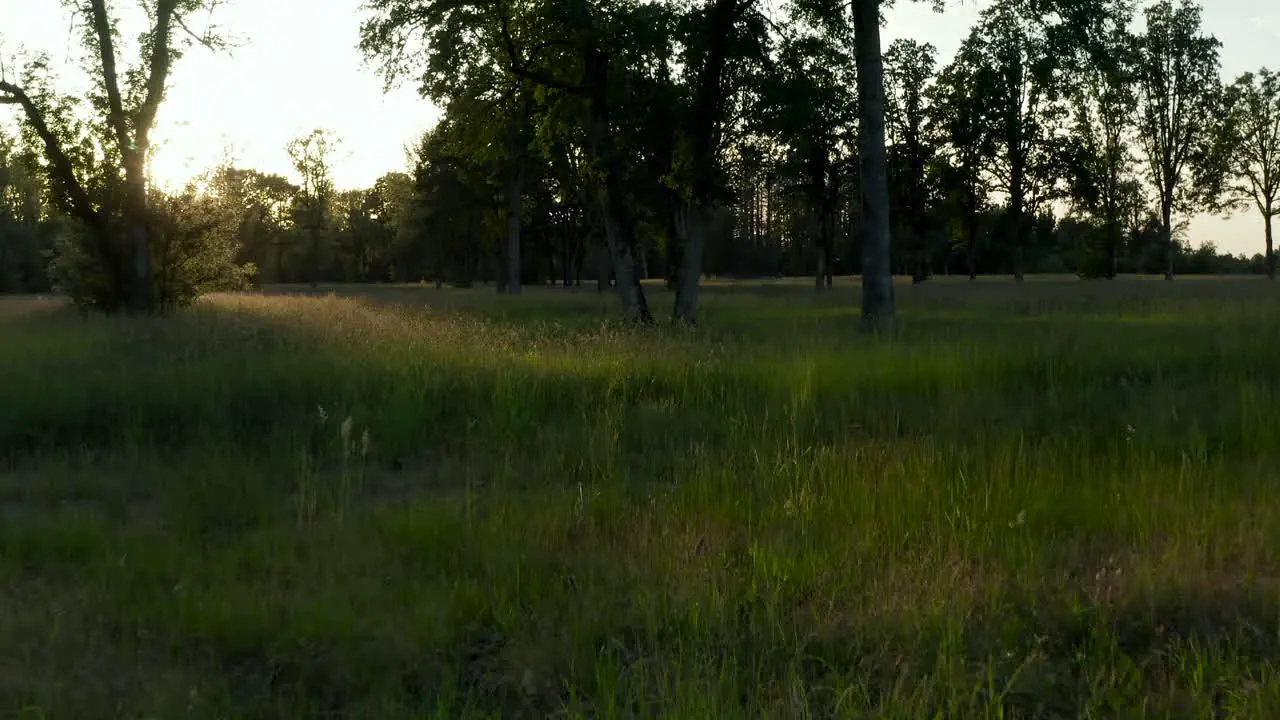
[317,405,328,423]
[340,416,353,455]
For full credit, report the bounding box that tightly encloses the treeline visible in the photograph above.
[2,0,1278,318]
[350,0,1279,291]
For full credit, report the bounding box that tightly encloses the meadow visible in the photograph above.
[3,276,1280,718]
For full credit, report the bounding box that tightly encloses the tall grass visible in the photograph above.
[3,278,1280,717]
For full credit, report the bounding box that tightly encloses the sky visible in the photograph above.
[1,0,1277,256]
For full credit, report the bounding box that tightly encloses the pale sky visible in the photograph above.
[1,0,1277,255]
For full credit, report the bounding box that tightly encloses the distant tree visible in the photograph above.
[1061,0,1138,278]
[757,24,856,291]
[286,129,341,289]
[966,1,1072,282]
[362,0,657,322]
[0,128,54,293]
[884,38,937,283]
[205,167,298,283]
[928,39,993,280]
[1133,0,1223,280]
[1218,69,1280,278]
[409,120,501,286]
[0,0,229,312]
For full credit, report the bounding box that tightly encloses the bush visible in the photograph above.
[48,187,256,312]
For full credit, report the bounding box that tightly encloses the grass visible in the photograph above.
[3,275,1280,718]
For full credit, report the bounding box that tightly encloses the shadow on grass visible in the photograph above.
[24,549,1278,717]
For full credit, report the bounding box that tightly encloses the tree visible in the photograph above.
[1219,69,1280,279]
[666,0,769,323]
[286,129,341,289]
[756,22,856,291]
[0,127,54,293]
[362,0,656,322]
[205,167,299,284]
[884,38,937,283]
[851,0,897,332]
[963,1,1070,282]
[1133,0,1222,280]
[0,0,228,312]
[1061,0,1138,278]
[928,37,992,280]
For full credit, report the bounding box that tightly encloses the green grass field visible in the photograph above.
[4,276,1280,718]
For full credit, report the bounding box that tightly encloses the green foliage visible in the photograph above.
[1133,0,1223,240]
[48,185,256,312]
[1,0,235,312]
[1217,68,1280,275]
[0,128,57,292]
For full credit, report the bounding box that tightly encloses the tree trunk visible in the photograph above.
[1010,188,1025,283]
[815,243,827,290]
[595,245,610,292]
[309,227,320,291]
[599,194,650,322]
[583,45,651,322]
[812,205,828,291]
[673,203,708,324]
[504,159,524,295]
[853,0,895,334]
[123,170,153,311]
[1266,210,1275,280]
[1162,202,1175,280]
[562,231,573,287]
[670,0,736,323]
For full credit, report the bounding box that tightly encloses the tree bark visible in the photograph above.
[504,157,524,295]
[1266,212,1276,280]
[853,0,895,334]
[673,203,707,323]
[671,0,738,324]
[582,43,651,322]
[599,189,650,321]
[1162,201,1175,280]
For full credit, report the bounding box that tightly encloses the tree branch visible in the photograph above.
[491,0,586,95]
[88,0,134,153]
[136,0,179,152]
[0,79,102,229]
[173,12,221,52]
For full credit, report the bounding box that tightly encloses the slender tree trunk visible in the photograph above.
[812,204,827,291]
[966,182,979,281]
[673,203,708,323]
[583,47,650,322]
[599,195,649,321]
[667,206,684,291]
[562,231,573,287]
[504,159,524,295]
[853,0,894,333]
[825,208,834,287]
[1010,181,1025,283]
[1162,202,1175,280]
[309,226,319,291]
[1266,210,1275,280]
[815,242,827,290]
[595,245,609,292]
